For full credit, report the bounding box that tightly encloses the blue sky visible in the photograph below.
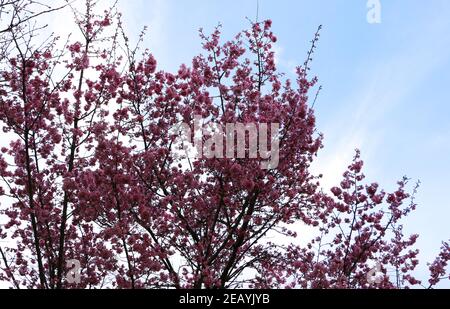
[114,0,450,286]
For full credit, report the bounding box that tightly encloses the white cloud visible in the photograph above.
[313,15,450,191]
[117,0,170,67]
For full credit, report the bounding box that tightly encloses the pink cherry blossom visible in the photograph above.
[0,1,447,290]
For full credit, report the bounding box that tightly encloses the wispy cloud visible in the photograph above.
[118,0,170,68]
[313,14,450,190]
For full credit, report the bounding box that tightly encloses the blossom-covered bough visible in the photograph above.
[0,0,448,289]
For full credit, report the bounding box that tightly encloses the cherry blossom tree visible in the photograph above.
[0,0,448,289]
